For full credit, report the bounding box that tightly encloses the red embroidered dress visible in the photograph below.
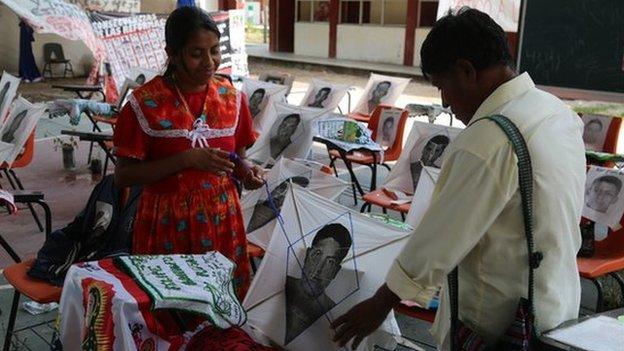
[113,76,256,298]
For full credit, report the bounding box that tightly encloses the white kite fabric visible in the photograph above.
[242,157,350,249]
[404,166,440,229]
[244,184,411,350]
[247,102,330,165]
[0,72,21,123]
[383,121,462,196]
[582,166,624,230]
[0,96,46,166]
[241,78,288,135]
[300,79,350,111]
[116,252,247,329]
[352,74,411,116]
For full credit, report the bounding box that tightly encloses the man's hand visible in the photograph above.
[244,164,266,190]
[331,284,400,349]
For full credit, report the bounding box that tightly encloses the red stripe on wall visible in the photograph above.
[403,0,420,66]
[329,0,339,58]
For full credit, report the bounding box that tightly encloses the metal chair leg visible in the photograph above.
[608,272,624,305]
[360,202,371,213]
[7,170,44,233]
[401,212,406,221]
[0,234,22,263]
[590,278,605,312]
[3,291,21,351]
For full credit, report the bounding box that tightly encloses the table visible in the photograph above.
[540,308,624,350]
[51,84,105,100]
[60,130,116,174]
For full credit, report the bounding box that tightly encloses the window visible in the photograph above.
[339,0,407,26]
[296,0,330,23]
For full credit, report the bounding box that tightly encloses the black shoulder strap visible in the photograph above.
[449,115,543,348]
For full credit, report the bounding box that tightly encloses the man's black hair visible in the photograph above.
[427,134,451,146]
[586,119,604,129]
[593,175,623,193]
[311,223,352,257]
[420,8,513,80]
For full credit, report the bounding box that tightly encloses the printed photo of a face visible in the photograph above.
[265,76,285,85]
[0,82,10,119]
[586,175,622,213]
[367,81,391,114]
[134,73,146,85]
[1,109,28,144]
[409,135,450,192]
[379,116,395,146]
[284,223,352,344]
[582,117,609,152]
[307,87,331,108]
[270,114,302,160]
[248,88,266,118]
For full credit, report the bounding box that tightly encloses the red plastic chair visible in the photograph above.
[580,114,622,167]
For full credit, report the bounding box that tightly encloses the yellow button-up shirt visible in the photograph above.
[386,73,586,347]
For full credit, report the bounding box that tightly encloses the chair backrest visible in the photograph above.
[580,113,622,154]
[367,105,409,162]
[1,131,35,169]
[43,43,65,61]
[258,71,294,96]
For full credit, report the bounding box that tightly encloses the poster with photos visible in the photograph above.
[376,108,403,148]
[583,166,624,230]
[352,74,410,115]
[383,121,461,195]
[581,115,611,152]
[0,72,21,123]
[300,79,349,111]
[247,102,330,165]
[242,158,350,249]
[244,185,409,350]
[0,97,46,165]
[241,78,288,135]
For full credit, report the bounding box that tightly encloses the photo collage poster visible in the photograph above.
[0,96,46,165]
[383,121,462,196]
[0,72,21,123]
[352,74,410,115]
[581,114,612,152]
[583,166,624,230]
[241,78,288,135]
[299,79,350,112]
[247,102,330,165]
[242,158,350,249]
[244,185,410,350]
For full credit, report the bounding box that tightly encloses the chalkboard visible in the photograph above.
[518,0,624,95]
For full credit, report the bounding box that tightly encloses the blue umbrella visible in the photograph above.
[177,0,196,8]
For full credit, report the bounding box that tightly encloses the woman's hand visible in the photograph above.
[183,148,235,174]
[243,164,265,190]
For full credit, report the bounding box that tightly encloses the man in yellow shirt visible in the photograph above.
[332,8,585,350]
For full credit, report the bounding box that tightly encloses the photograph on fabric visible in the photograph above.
[404,166,440,228]
[383,121,461,196]
[582,115,611,152]
[352,74,410,115]
[376,109,403,147]
[246,103,328,165]
[583,166,624,229]
[0,96,46,165]
[241,78,288,134]
[0,71,21,122]
[300,79,349,111]
[243,185,411,350]
[243,158,350,249]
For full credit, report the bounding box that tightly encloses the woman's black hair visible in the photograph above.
[163,6,221,77]
[420,8,513,80]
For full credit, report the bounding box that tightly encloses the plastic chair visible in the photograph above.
[42,43,74,79]
[360,189,411,220]
[577,218,624,312]
[326,105,409,204]
[258,71,294,97]
[580,114,622,167]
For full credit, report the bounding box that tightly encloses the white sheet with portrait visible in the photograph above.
[243,184,410,351]
[0,96,46,166]
[241,78,289,135]
[247,102,330,165]
[242,157,350,249]
[582,166,624,230]
[0,71,21,123]
[404,166,440,229]
[581,115,611,152]
[375,108,403,148]
[300,79,350,112]
[383,121,461,195]
[352,74,410,115]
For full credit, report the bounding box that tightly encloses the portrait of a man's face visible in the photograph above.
[583,119,605,151]
[270,114,302,160]
[409,134,451,192]
[134,74,146,85]
[247,176,310,233]
[1,109,28,144]
[248,88,266,118]
[586,175,622,213]
[367,81,391,114]
[380,117,395,145]
[307,87,331,108]
[285,223,352,344]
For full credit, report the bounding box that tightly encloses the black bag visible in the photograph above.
[28,175,141,285]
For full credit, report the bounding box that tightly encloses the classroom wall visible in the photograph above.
[294,22,329,58]
[0,4,94,77]
[336,24,405,64]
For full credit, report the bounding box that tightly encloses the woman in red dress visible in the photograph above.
[113,7,264,299]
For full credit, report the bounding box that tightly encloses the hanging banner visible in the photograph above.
[68,0,140,13]
[436,0,521,32]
